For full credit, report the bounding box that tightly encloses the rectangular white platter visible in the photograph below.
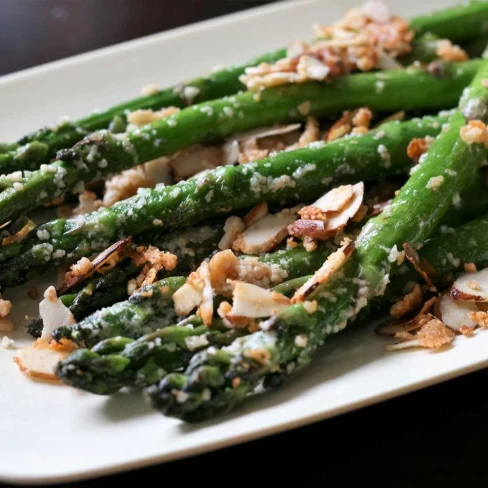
[1,0,487,483]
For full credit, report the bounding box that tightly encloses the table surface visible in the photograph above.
[0,1,486,486]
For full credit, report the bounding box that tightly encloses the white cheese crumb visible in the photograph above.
[141,83,159,96]
[13,182,23,191]
[426,175,444,190]
[51,249,66,260]
[200,105,213,116]
[6,171,23,182]
[445,169,457,176]
[298,101,311,116]
[387,245,405,265]
[185,335,209,351]
[183,86,201,103]
[375,80,385,93]
[452,192,462,208]
[223,106,234,117]
[377,144,391,168]
[294,334,308,348]
[153,219,163,226]
[201,388,212,402]
[446,252,460,268]
[37,229,50,240]
[174,390,190,403]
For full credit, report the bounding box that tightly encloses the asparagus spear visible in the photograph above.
[0,60,479,226]
[56,210,488,396]
[410,1,488,43]
[2,0,486,169]
[53,276,186,347]
[0,111,453,288]
[146,56,488,422]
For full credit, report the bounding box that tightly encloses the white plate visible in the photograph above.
[0,0,485,484]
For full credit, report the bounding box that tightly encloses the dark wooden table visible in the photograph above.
[0,1,486,486]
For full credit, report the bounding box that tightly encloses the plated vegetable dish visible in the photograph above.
[2,0,488,423]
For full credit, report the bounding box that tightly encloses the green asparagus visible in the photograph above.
[146,55,488,422]
[53,276,185,347]
[0,60,480,226]
[0,112,453,288]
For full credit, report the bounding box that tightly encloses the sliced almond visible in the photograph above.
[208,250,239,297]
[439,292,478,329]
[218,216,246,251]
[243,202,269,227]
[323,182,364,233]
[288,219,328,240]
[172,279,204,316]
[300,185,354,219]
[232,209,297,254]
[451,268,488,302]
[377,50,403,70]
[39,286,76,341]
[196,262,214,326]
[237,124,302,143]
[144,157,173,186]
[169,145,224,181]
[227,281,289,318]
[324,112,353,142]
[14,339,75,383]
[376,296,437,337]
[385,315,454,351]
[291,239,355,304]
[59,237,132,294]
[403,242,436,291]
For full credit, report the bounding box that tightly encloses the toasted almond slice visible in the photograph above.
[325,112,353,142]
[169,146,224,181]
[377,50,403,70]
[451,268,488,301]
[39,286,76,341]
[14,339,72,383]
[227,281,289,318]
[376,296,437,337]
[173,281,204,316]
[197,262,214,326]
[439,292,478,329]
[243,202,269,227]
[218,216,246,251]
[323,182,365,233]
[222,139,241,165]
[236,124,302,144]
[291,239,355,304]
[385,315,454,351]
[59,237,132,294]
[288,219,328,240]
[144,157,173,186]
[403,242,436,290]
[208,250,239,297]
[232,209,297,254]
[301,185,354,217]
